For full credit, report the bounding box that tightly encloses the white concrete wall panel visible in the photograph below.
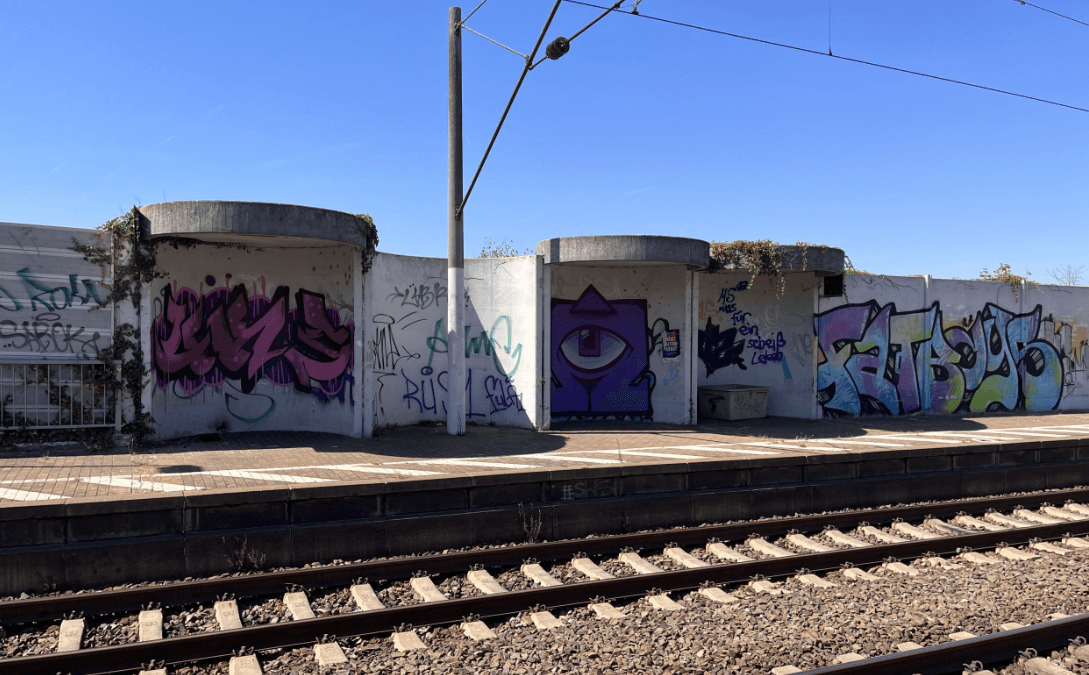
[367,252,537,430]
[549,265,689,424]
[0,222,113,359]
[150,244,358,438]
[696,271,819,418]
[1023,283,1089,412]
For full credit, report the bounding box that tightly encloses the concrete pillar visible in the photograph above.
[361,252,375,438]
[539,262,551,430]
[140,280,153,434]
[687,270,699,424]
[352,245,365,438]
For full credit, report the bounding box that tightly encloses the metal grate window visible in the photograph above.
[0,361,118,430]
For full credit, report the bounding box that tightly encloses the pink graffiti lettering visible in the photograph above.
[153,283,354,401]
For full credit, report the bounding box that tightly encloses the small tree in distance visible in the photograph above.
[479,238,533,258]
[1048,264,1086,286]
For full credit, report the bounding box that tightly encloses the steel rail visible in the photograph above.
[4,518,1089,675]
[4,486,1089,625]
[800,613,1089,674]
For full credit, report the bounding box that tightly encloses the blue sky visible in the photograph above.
[1,1,1085,280]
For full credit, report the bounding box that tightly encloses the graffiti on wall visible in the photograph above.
[153,277,354,423]
[399,315,524,417]
[369,277,527,422]
[550,285,656,420]
[0,269,108,355]
[815,301,1067,417]
[697,281,790,379]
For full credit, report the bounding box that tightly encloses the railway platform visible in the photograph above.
[2,412,1088,594]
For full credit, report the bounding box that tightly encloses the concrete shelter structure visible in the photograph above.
[2,200,1086,443]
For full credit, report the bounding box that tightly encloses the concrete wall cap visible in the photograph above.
[139,201,372,248]
[536,235,709,270]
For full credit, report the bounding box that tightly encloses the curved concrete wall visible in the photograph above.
[144,203,365,440]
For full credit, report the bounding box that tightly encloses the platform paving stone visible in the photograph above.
[2,412,1087,504]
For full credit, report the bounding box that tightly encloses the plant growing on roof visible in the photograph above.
[709,239,787,297]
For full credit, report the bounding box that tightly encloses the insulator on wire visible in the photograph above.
[546,36,570,60]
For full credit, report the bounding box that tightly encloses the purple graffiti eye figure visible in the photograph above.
[558,326,631,372]
[551,285,651,419]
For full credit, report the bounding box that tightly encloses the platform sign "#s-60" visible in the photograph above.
[559,479,617,501]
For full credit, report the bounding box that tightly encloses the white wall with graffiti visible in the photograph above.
[814,274,1089,418]
[364,252,539,432]
[548,265,693,425]
[150,243,360,438]
[0,222,112,359]
[0,222,116,429]
[695,271,819,418]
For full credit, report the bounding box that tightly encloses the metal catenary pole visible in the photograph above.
[447,6,466,436]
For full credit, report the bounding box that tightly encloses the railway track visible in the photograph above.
[4,487,1089,674]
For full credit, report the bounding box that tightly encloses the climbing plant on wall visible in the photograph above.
[355,213,379,275]
[70,207,161,449]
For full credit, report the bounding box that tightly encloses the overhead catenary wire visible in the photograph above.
[458,0,624,219]
[1014,0,1089,29]
[462,0,490,24]
[562,0,1089,115]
